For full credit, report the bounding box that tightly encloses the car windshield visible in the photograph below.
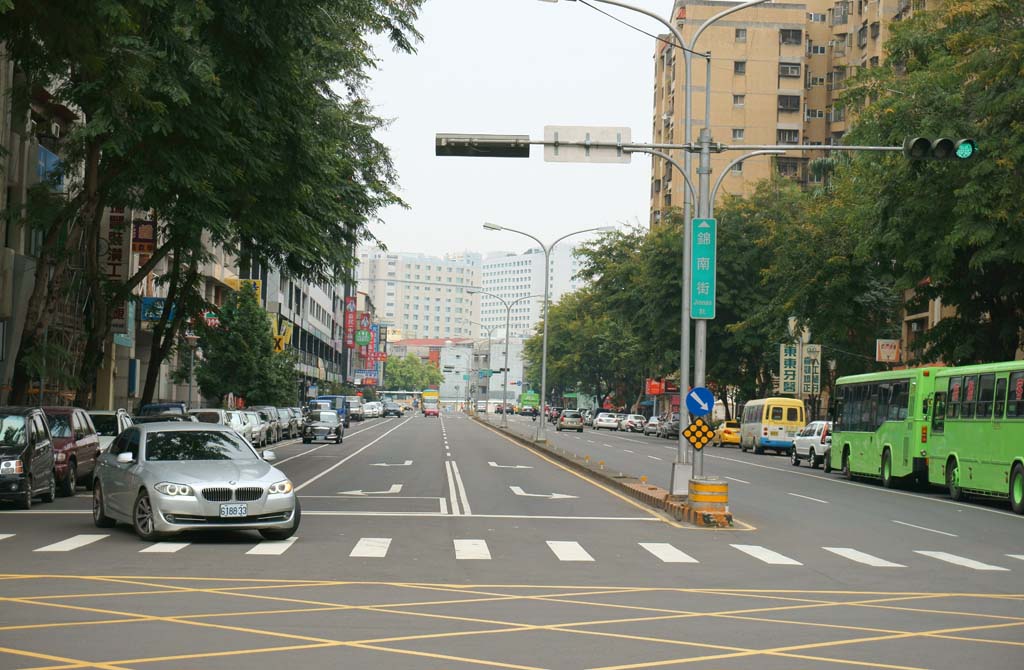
[312,411,338,424]
[45,414,72,438]
[89,414,120,436]
[0,415,27,447]
[725,421,740,428]
[563,411,581,418]
[145,430,256,461]
[245,413,260,424]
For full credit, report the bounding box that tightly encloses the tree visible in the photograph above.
[835,0,1024,363]
[193,288,297,407]
[383,354,442,391]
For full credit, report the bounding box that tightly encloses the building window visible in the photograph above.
[809,45,826,55]
[780,29,803,45]
[735,28,747,42]
[779,63,801,78]
[776,157,801,177]
[734,61,747,75]
[778,95,801,112]
[732,94,745,107]
[730,161,743,173]
[808,12,826,22]
[777,129,800,144]
[731,128,744,141]
[870,21,880,39]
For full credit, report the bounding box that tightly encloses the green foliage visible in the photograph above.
[383,354,443,391]
[837,0,1024,363]
[193,289,297,407]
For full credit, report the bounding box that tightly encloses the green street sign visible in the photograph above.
[520,391,540,407]
[354,330,371,346]
[690,218,717,319]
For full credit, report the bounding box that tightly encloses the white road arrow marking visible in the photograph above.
[338,484,404,496]
[509,486,578,500]
[488,462,533,469]
[370,460,413,467]
[689,390,709,412]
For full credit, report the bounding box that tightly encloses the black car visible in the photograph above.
[382,402,402,417]
[303,410,344,444]
[0,407,56,509]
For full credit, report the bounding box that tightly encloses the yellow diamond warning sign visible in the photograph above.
[683,417,714,450]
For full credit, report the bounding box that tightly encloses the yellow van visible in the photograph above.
[739,397,805,455]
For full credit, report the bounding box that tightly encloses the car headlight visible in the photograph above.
[154,482,194,496]
[55,452,67,462]
[268,480,293,495]
[0,459,24,474]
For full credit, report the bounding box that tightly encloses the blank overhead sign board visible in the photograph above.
[543,126,632,164]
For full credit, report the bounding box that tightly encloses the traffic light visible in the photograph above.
[903,137,976,160]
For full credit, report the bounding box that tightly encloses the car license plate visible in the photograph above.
[220,503,247,518]
[770,431,779,437]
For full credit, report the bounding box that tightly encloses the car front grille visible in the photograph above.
[202,487,232,502]
[235,486,264,501]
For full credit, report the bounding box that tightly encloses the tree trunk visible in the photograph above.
[139,251,184,405]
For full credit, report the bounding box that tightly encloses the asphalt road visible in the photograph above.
[0,411,1021,670]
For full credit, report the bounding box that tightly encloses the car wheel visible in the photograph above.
[334,435,342,444]
[260,497,301,541]
[16,477,32,510]
[41,472,56,503]
[881,449,894,489]
[1010,463,1024,515]
[302,439,311,444]
[808,448,818,470]
[947,458,964,501]
[791,449,800,467]
[93,483,116,528]
[60,461,77,497]
[754,445,764,455]
[132,490,164,541]
[578,429,583,433]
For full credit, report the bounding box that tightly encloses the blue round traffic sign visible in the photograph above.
[685,386,715,416]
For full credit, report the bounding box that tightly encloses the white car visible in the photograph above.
[791,420,832,469]
[88,409,134,453]
[619,414,646,432]
[593,413,620,430]
[643,416,661,436]
[363,402,382,418]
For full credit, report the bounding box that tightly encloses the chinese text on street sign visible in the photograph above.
[690,218,717,319]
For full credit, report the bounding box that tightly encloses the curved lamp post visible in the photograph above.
[483,222,615,442]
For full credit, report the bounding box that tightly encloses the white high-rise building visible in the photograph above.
[357,247,481,341]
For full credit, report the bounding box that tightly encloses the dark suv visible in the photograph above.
[43,406,101,496]
[0,407,56,509]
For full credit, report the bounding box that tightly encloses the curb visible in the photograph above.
[477,418,733,528]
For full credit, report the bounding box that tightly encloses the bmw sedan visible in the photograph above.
[92,422,299,542]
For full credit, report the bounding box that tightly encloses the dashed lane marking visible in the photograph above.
[788,492,829,504]
[725,477,749,484]
[892,520,957,537]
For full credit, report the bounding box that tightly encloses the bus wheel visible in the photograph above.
[1010,463,1024,515]
[881,449,894,489]
[823,449,832,473]
[947,458,964,501]
[841,448,851,480]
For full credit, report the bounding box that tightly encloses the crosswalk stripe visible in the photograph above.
[35,534,109,552]
[914,550,1009,571]
[0,534,14,542]
[823,547,904,567]
[454,539,491,560]
[639,542,698,563]
[547,540,594,562]
[139,542,190,554]
[731,544,802,566]
[350,537,391,558]
[1007,554,1024,562]
[246,537,298,556]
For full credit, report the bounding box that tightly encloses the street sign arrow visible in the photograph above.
[686,386,715,416]
[339,484,404,496]
[370,461,413,467]
[509,485,577,500]
[488,462,533,469]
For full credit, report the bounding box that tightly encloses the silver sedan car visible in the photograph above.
[92,422,299,541]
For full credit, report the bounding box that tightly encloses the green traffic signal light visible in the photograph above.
[955,139,977,159]
[903,137,976,160]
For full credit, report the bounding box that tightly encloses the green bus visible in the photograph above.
[829,367,939,487]
[927,362,1024,513]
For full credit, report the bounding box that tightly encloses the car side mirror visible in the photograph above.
[263,450,277,462]
[116,452,134,464]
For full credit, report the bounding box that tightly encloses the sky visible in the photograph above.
[364,0,671,257]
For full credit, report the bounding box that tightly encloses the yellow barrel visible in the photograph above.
[688,479,729,511]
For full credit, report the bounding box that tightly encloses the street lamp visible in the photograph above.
[483,222,615,442]
[469,289,543,428]
[184,332,200,410]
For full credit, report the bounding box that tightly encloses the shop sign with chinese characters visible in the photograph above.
[104,208,131,335]
[690,218,717,319]
[779,344,799,395]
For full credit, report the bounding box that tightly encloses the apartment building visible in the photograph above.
[650,0,919,225]
[357,247,481,341]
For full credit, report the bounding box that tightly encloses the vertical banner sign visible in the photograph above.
[105,208,130,335]
[801,344,822,395]
[368,324,378,368]
[344,296,357,349]
[690,218,717,319]
[779,344,798,395]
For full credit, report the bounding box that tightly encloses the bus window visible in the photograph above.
[947,376,962,419]
[961,375,978,419]
[994,377,1007,419]
[877,383,892,424]
[786,407,800,422]
[770,406,783,421]
[1006,372,1024,418]
[975,374,995,419]
[931,392,946,433]
[889,382,909,420]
